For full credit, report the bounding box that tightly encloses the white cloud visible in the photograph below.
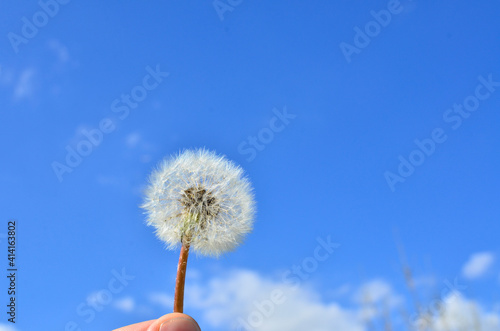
[114,296,135,312]
[354,279,403,307]
[149,292,174,309]
[0,324,17,331]
[353,279,404,323]
[184,269,365,331]
[173,268,500,331]
[462,252,495,279]
[414,294,500,331]
[14,68,35,100]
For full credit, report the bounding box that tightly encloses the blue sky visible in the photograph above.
[1,1,500,330]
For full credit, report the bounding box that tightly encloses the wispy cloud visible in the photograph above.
[113,296,135,312]
[126,132,141,149]
[124,131,155,163]
[149,292,174,309]
[86,291,104,307]
[354,279,403,307]
[0,324,17,331]
[14,68,36,100]
[462,252,495,279]
[48,39,70,63]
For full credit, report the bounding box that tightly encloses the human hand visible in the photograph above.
[114,312,201,331]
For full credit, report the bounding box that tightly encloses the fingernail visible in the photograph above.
[160,317,200,331]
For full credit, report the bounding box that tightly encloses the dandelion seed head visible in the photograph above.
[141,149,255,256]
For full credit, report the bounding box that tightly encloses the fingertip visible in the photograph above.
[113,319,155,331]
[147,313,201,331]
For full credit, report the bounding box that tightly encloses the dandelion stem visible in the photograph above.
[173,242,190,313]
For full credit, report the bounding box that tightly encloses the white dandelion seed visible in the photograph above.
[141,148,255,312]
